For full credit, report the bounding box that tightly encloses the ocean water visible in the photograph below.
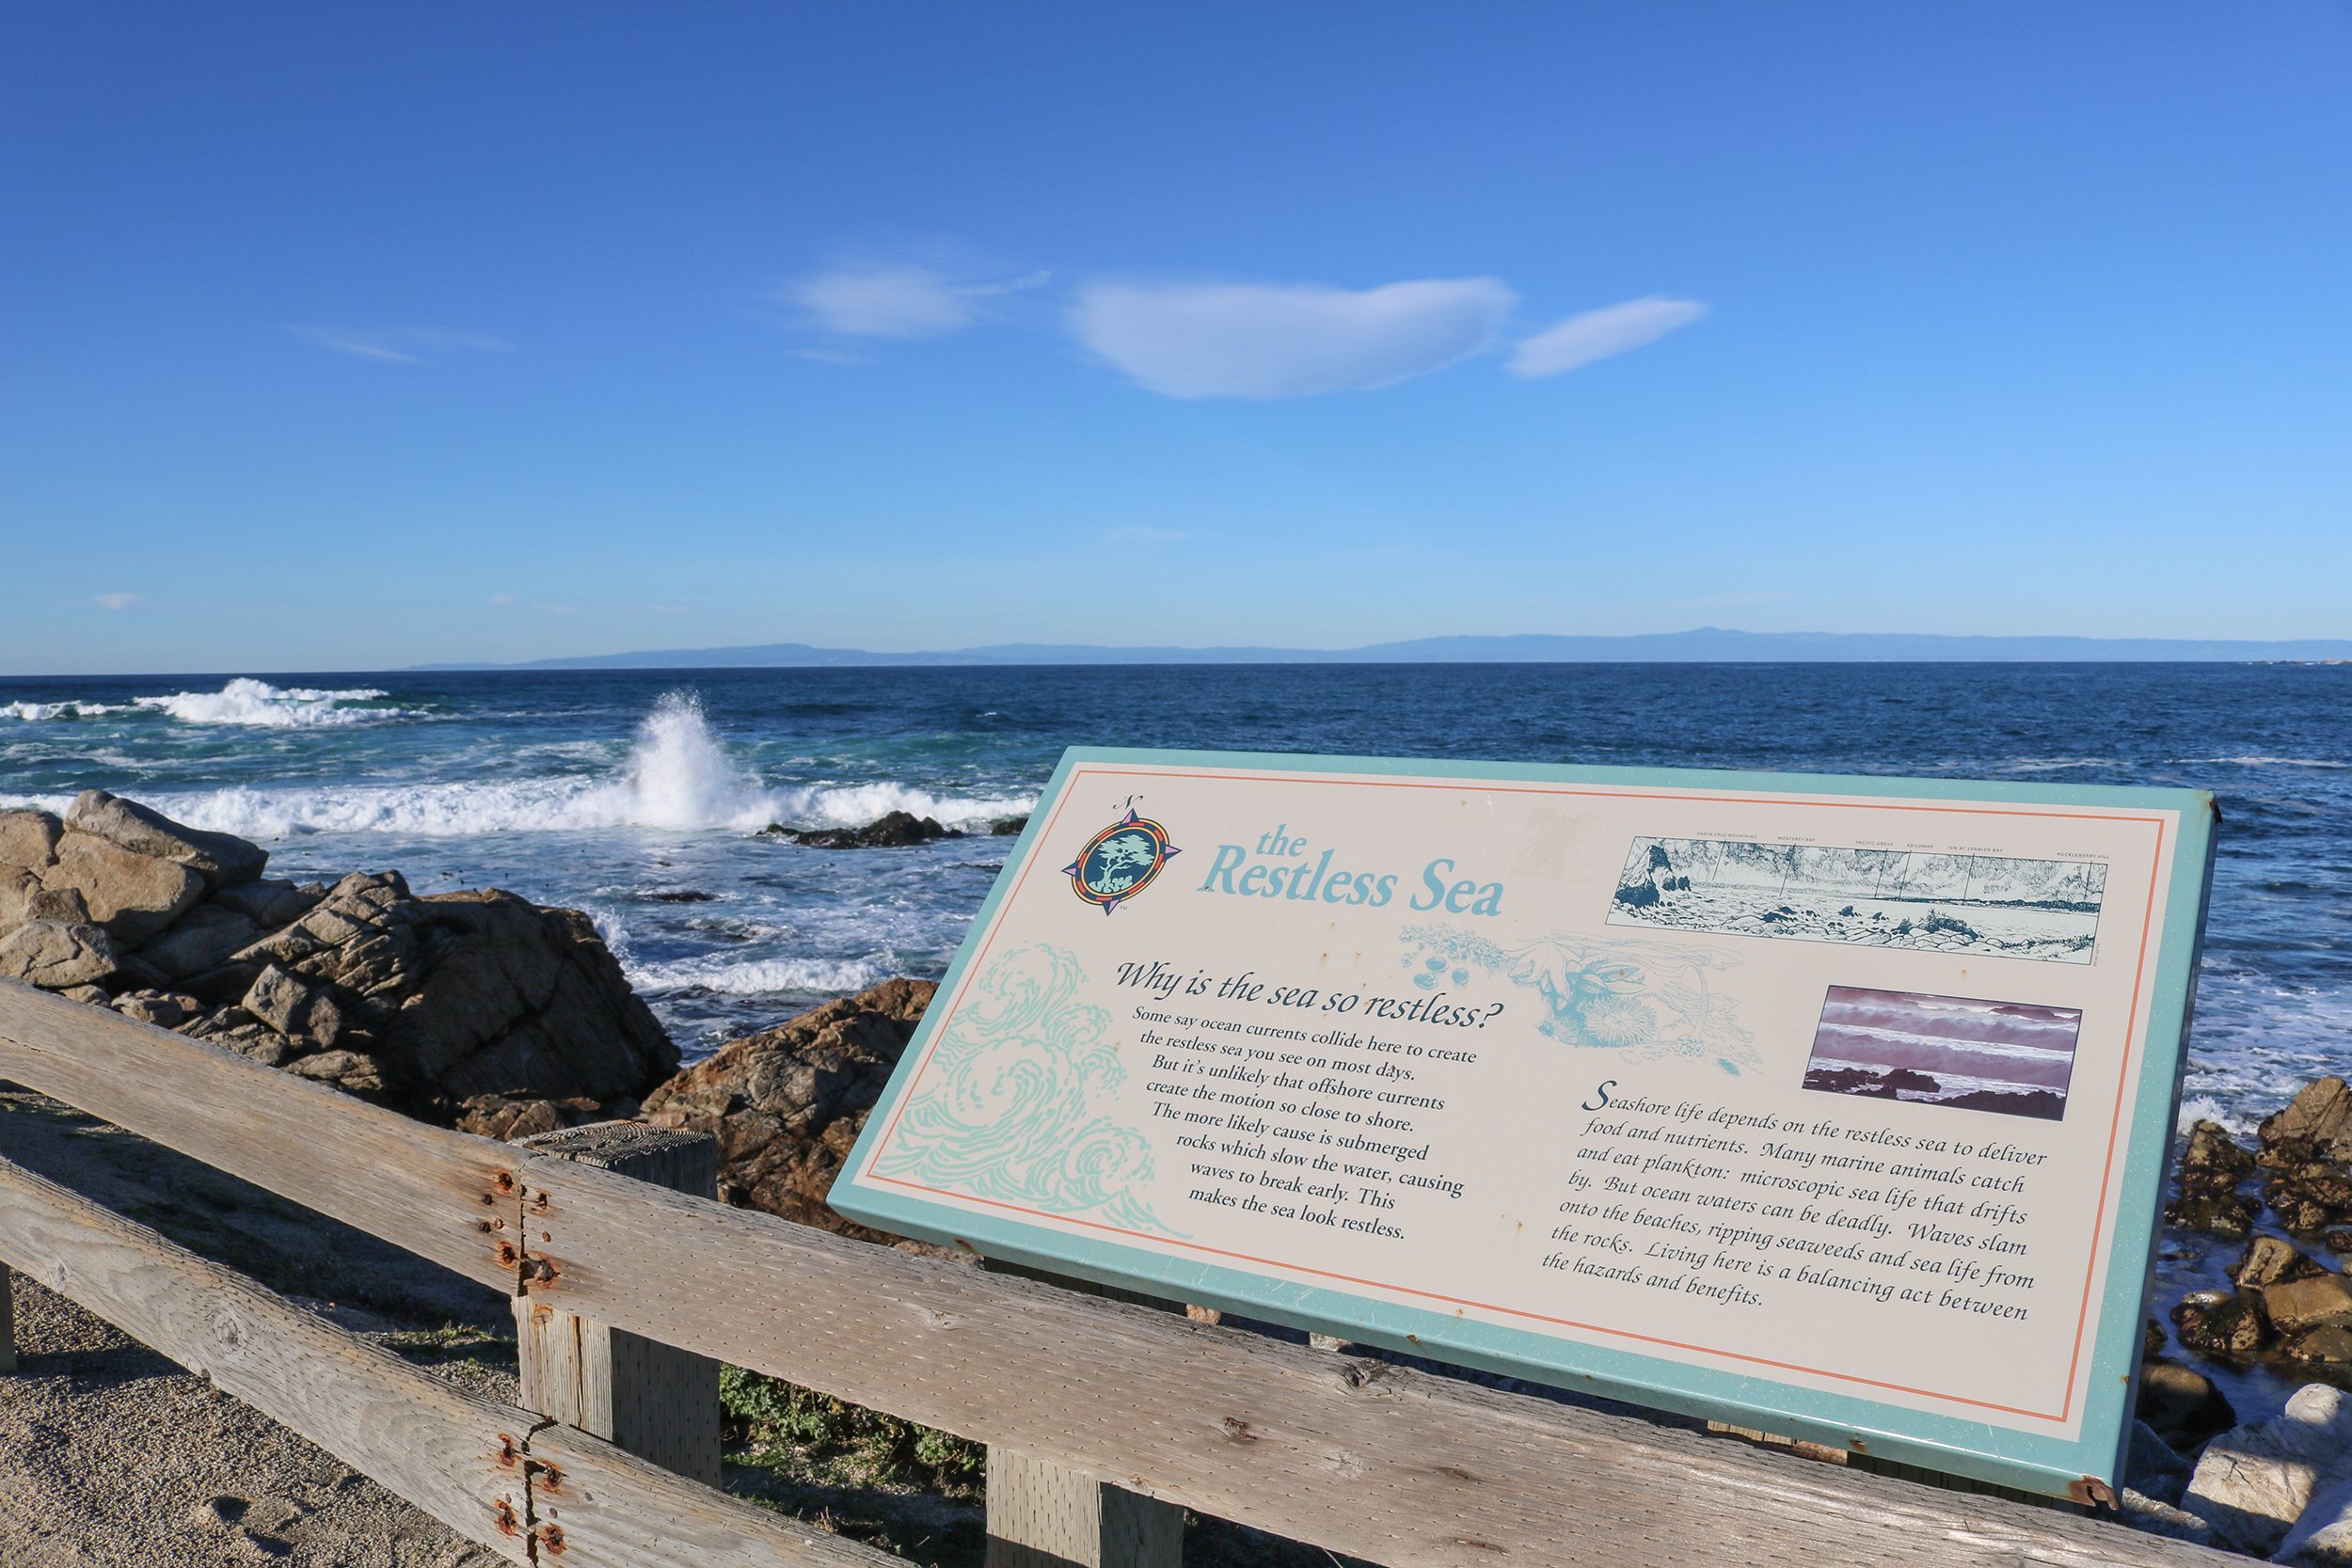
[3,664,2344,1107]
[5,661,2348,1417]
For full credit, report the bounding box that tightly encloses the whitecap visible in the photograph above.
[627,953,889,996]
[2,700,128,721]
[129,677,417,728]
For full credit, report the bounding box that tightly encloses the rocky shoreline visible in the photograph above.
[8,792,2352,1556]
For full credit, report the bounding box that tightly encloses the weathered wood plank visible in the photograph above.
[516,1121,722,1485]
[988,1448,1183,1568]
[0,983,2232,1568]
[981,1260,1185,1568]
[517,1157,2236,1568]
[0,979,514,1291]
[522,1420,900,1568]
[0,1152,532,1563]
[0,1260,15,1374]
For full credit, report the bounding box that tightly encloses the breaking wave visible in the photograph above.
[2,700,128,721]
[131,678,414,727]
[627,954,891,996]
[15,690,1032,839]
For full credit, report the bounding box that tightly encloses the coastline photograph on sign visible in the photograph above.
[832,746,2217,1498]
[1800,985,2085,1121]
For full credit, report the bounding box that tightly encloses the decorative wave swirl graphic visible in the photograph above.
[872,943,1177,1236]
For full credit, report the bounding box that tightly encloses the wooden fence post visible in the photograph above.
[0,1260,16,1374]
[514,1122,721,1485]
[981,1260,1183,1568]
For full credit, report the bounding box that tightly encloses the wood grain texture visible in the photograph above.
[522,1420,900,1568]
[988,1448,1183,1568]
[0,979,516,1291]
[0,1260,15,1374]
[516,1156,2240,1568]
[0,984,2235,1568]
[0,1152,532,1563]
[516,1121,722,1486]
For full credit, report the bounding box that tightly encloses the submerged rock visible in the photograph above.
[765,810,958,849]
[2137,1357,2237,1449]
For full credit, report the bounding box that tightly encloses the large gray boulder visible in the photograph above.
[2184,1383,2352,1554]
[0,919,123,990]
[39,831,205,942]
[64,788,267,890]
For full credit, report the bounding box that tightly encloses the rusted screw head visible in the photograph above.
[539,1524,565,1554]
[495,1242,519,1267]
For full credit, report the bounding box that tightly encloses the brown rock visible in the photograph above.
[242,963,342,1045]
[2267,1274,2352,1336]
[55,983,111,1006]
[40,831,205,942]
[772,811,957,849]
[111,990,201,1029]
[453,1093,603,1142]
[234,870,673,1115]
[0,807,63,868]
[2263,1078,2352,1164]
[0,919,123,990]
[137,903,262,980]
[2185,1120,2257,1177]
[63,788,267,890]
[2289,1326,2352,1365]
[209,878,321,928]
[287,1049,389,1099]
[2235,1236,2328,1291]
[2173,1290,2271,1356]
[2138,1357,2237,1449]
[641,977,936,1239]
[0,866,90,927]
[2169,1190,2260,1241]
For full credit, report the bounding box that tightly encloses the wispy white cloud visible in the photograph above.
[92,593,137,610]
[489,594,517,605]
[1100,525,1198,544]
[290,326,513,365]
[786,264,1052,340]
[1071,278,1515,399]
[1506,296,1706,379]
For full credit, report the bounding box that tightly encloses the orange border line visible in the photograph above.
[863,765,2170,1426]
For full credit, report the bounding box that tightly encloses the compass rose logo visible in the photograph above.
[1063,809,1181,914]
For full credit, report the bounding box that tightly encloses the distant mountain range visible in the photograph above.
[416,628,2352,670]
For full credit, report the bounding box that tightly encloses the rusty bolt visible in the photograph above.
[495,1242,519,1267]
[539,1524,565,1555]
[1220,1417,1257,1443]
[492,1498,518,1536]
[496,1433,519,1467]
[537,1464,563,1494]
[520,1257,559,1285]
[494,1171,516,1193]
[479,1192,497,1207]
[475,1220,494,1233]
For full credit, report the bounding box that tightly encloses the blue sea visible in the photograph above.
[4,664,2344,1111]
[5,660,2349,1416]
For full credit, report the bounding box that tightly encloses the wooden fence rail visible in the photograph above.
[0,979,2234,1568]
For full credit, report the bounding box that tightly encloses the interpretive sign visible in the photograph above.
[831,749,2217,1497]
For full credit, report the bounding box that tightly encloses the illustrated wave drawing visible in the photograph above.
[1608,837,2106,964]
[1400,924,1757,1074]
[871,942,1177,1235]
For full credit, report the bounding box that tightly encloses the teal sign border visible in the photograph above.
[833,747,2217,1498]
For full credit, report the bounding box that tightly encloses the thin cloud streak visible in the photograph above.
[787,263,1052,339]
[92,593,137,610]
[1507,297,1706,378]
[290,326,513,364]
[1070,277,1516,399]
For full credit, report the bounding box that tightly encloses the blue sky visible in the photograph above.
[3,3,2347,674]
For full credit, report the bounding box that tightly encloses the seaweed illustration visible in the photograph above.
[1400,923,1757,1074]
[872,942,1178,1235]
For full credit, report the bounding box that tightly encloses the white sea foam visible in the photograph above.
[5,690,1034,840]
[128,678,413,728]
[627,953,889,995]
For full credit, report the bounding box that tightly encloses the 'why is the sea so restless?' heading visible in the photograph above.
[1196,822,1507,916]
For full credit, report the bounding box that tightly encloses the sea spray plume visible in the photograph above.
[616,691,780,831]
